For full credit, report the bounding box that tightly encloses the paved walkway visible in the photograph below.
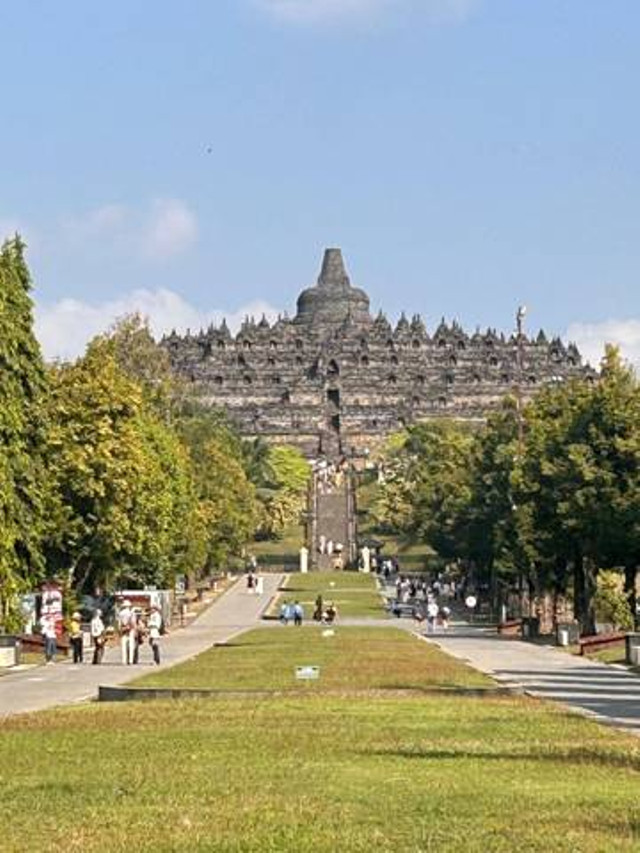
[430,626,640,734]
[0,574,283,717]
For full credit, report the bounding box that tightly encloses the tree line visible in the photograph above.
[0,238,309,630]
[373,348,640,634]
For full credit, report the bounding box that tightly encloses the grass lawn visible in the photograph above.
[277,570,386,618]
[133,626,491,692]
[2,692,640,852]
[250,522,306,570]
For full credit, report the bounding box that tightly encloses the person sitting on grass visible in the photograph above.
[323,602,338,625]
[293,601,304,626]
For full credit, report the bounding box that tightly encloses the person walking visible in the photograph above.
[69,611,83,664]
[148,604,163,666]
[132,610,147,665]
[41,614,57,665]
[90,609,106,665]
[117,599,136,665]
[426,600,439,634]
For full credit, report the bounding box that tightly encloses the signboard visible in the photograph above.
[295,665,320,681]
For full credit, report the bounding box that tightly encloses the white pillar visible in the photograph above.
[300,546,309,574]
[361,546,371,574]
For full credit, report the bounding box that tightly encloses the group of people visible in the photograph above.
[40,599,164,666]
[313,595,338,625]
[279,600,305,626]
[115,599,164,665]
[317,536,344,570]
[392,574,453,633]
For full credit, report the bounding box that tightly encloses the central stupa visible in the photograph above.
[294,248,372,327]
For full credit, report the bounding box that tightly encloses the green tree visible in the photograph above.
[0,237,48,628]
[44,347,202,592]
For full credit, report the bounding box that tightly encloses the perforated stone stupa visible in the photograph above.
[163,249,594,456]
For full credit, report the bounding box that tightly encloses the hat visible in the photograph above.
[72,611,81,619]
[123,599,131,607]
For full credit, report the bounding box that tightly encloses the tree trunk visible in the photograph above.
[573,550,586,633]
[575,553,597,636]
[624,562,638,630]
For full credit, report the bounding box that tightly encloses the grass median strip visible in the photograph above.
[132,626,492,692]
[275,570,386,618]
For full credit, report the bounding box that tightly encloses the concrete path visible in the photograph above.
[0,574,283,718]
[430,627,640,734]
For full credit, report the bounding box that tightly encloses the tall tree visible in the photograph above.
[0,237,48,628]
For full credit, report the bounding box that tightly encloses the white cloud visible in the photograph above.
[60,199,198,261]
[256,0,477,26]
[35,289,281,362]
[566,319,640,371]
[142,199,199,260]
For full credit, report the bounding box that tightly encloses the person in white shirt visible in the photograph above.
[118,600,135,665]
[148,605,163,666]
[90,609,106,665]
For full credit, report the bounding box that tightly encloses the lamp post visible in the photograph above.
[514,305,527,622]
[515,305,527,454]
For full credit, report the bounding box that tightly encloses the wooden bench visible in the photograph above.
[579,632,626,656]
[497,619,522,637]
[386,600,417,619]
[20,634,71,656]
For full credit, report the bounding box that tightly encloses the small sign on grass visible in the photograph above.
[295,665,320,680]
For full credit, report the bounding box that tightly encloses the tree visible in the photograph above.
[0,237,48,628]
[43,347,202,592]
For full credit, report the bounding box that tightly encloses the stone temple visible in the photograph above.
[163,249,594,457]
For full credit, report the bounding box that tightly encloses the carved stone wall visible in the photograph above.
[163,249,596,457]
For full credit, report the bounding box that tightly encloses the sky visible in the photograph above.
[1,0,639,367]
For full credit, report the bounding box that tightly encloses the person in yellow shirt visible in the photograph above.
[69,611,83,664]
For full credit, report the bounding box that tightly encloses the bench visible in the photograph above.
[497,619,522,637]
[386,600,418,619]
[579,632,626,656]
[20,634,71,656]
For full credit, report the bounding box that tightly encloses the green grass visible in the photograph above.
[133,626,491,692]
[277,570,385,618]
[250,522,306,569]
[2,693,640,852]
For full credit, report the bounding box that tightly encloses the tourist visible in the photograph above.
[148,604,163,666]
[313,594,323,622]
[247,571,255,592]
[90,609,106,665]
[323,602,338,625]
[426,600,439,633]
[41,613,57,665]
[69,611,83,664]
[117,599,136,665]
[132,609,147,664]
[439,605,451,632]
[255,574,264,595]
[279,600,291,625]
[293,601,304,626]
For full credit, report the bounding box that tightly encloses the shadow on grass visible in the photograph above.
[366,746,640,771]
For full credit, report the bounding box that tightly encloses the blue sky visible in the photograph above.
[1,0,639,365]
